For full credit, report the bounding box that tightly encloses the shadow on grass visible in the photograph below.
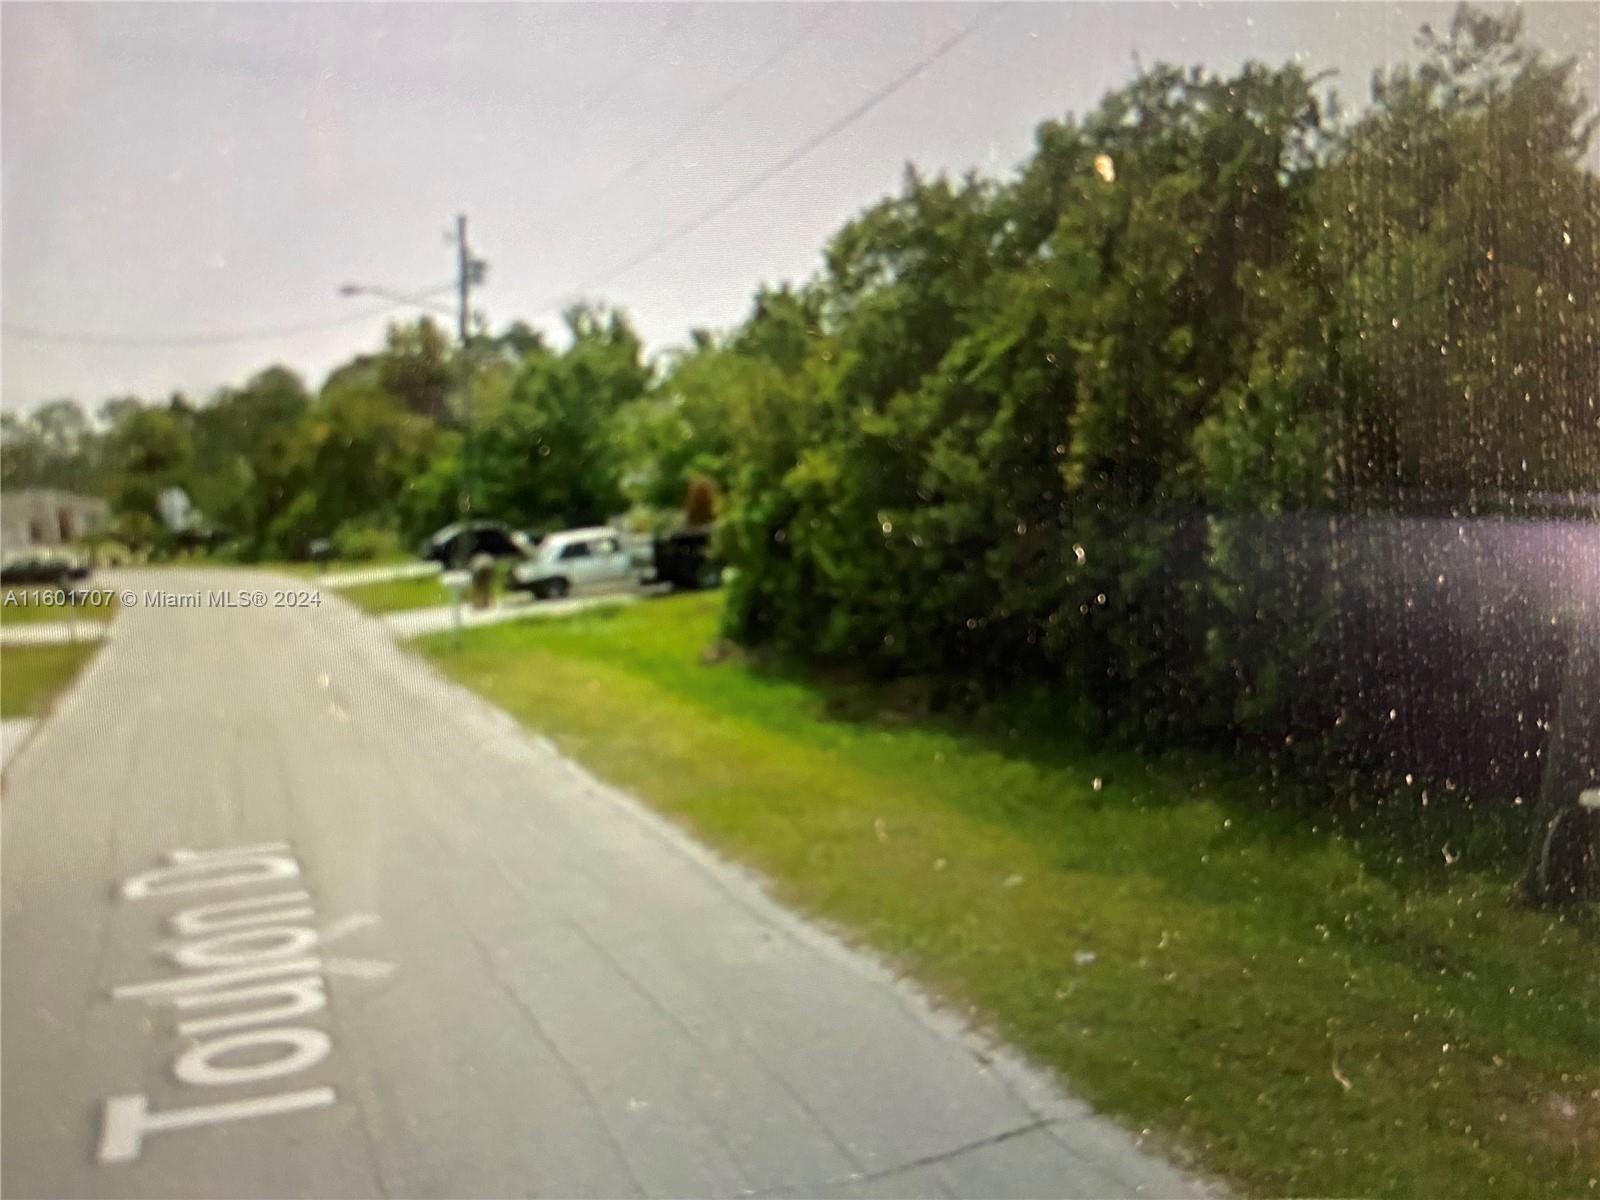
[453,593,1588,932]
[729,645,1573,910]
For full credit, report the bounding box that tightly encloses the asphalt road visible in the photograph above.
[3,569,1204,1199]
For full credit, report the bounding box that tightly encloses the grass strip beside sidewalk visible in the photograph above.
[1,643,101,719]
[336,575,454,614]
[0,587,118,626]
[420,592,1598,1198]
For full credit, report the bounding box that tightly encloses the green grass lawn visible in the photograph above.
[135,552,418,579]
[265,554,419,579]
[1,643,101,718]
[420,592,1598,1199]
[248,560,326,580]
[0,586,118,626]
[336,575,454,614]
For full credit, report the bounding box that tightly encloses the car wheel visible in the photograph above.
[536,578,569,600]
[696,562,724,590]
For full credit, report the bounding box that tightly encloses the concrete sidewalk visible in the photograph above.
[314,560,443,589]
[0,618,111,646]
[1,718,36,772]
[383,591,639,639]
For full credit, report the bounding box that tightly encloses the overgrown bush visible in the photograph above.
[706,7,1599,844]
[331,523,403,563]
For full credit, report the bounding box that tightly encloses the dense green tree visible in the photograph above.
[100,401,194,522]
[471,305,651,529]
[1312,5,1600,500]
[708,1,1596,786]
[623,327,782,511]
[714,56,1330,719]
[377,318,455,422]
[0,399,100,493]
[187,366,311,548]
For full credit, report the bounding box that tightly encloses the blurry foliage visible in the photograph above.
[693,5,1599,836]
[2,305,653,560]
[329,521,405,564]
[3,4,1594,842]
[470,304,650,530]
[377,318,454,422]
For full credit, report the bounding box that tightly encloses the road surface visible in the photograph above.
[3,568,1204,1199]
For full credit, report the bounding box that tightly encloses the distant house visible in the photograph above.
[0,489,109,551]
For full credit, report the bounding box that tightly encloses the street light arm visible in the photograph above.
[336,281,459,320]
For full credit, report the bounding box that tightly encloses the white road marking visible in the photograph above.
[112,957,322,1002]
[98,1088,336,1165]
[165,843,290,865]
[168,891,314,936]
[165,925,320,970]
[319,912,380,944]
[122,849,300,901]
[321,956,397,982]
[173,973,328,1037]
[173,1027,331,1088]
[100,843,394,1164]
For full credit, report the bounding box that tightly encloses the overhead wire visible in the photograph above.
[555,4,840,218]
[3,284,457,349]
[568,5,696,127]
[7,7,1005,350]
[553,3,1008,302]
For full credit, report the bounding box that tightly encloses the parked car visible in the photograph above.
[0,551,91,587]
[509,527,640,599]
[651,526,723,591]
[419,521,534,566]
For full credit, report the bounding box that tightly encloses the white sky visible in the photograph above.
[3,1,1597,414]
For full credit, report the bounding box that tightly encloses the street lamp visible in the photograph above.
[338,216,487,644]
[336,282,457,321]
[337,266,482,639]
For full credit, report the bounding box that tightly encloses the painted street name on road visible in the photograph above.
[98,842,362,1164]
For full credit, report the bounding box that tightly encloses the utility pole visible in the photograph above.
[454,213,479,529]
[456,213,472,349]
[339,217,486,638]
[452,213,486,640]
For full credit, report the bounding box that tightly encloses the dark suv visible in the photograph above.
[419,521,534,566]
[651,526,723,591]
[0,552,91,587]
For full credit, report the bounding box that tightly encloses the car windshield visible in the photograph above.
[2,5,1596,1199]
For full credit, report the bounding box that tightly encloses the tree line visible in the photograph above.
[2,307,651,559]
[5,6,1597,818]
[687,7,1598,839]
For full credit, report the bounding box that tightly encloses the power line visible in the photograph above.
[557,3,1007,302]
[9,8,1004,349]
[570,5,696,126]
[2,309,397,348]
[3,283,457,349]
[557,4,839,218]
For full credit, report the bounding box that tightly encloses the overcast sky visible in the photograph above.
[4,1,1597,415]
